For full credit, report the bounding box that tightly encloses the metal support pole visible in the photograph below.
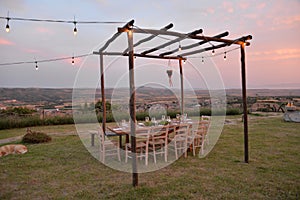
[100,53,106,134]
[240,43,249,163]
[127,29,138,186]
[179,59,184,115]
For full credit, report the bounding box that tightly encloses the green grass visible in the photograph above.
[0,115,299,199]
[0,124,76,140]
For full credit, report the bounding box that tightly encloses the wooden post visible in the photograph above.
[127,29,138,186]
[99,53,106,134]
[240,43,249,163]
[179,59,184,115]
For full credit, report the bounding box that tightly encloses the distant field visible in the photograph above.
[0,114,299,199]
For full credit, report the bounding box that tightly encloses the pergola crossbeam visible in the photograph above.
[98,20,134,52]
[140,29,203,55]
[93,51,186,60]
[122,23,174,54]
[159,31,229,57]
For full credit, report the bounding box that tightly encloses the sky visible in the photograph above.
[0,0,299,89]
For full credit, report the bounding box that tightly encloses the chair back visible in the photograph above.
[151,125,169,143]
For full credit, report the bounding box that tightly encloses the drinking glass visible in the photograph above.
[145,117,149,122]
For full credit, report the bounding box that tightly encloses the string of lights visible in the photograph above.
[187,46,240,64]
[0,15,242,70]
[0,14,126,35]
[0,53,93,70]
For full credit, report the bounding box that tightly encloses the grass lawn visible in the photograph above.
[0,114,299,199]
[0,124,76,140]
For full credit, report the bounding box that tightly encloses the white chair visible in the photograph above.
[149,125,169,163]
[168,124,190,159]
[189,122,208,156]
[90,130,121,163]
[125,127,151,165]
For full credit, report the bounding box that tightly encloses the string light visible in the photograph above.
[0,15,125,33]
[178,42,182,51]
[223,52,227,61]
[0,53,92,67]
[35,61,38,70]
[212,49,215,56]
[73,17,77,36]
[5,18,10,32]
[71,56,75,65]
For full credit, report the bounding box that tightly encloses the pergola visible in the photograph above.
[93,20,252,187]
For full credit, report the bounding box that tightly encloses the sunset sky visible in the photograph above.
[0,0,299,89]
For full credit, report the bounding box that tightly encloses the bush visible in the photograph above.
[22,131,52,144]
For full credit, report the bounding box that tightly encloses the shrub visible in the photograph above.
[22,131,52,144]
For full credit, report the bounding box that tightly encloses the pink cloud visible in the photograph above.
[239,2,249,9]
[249,48,300,61]
[36,27,53,34]
[274,15,300,26]
[223,1,234,13]
[0,38,14,46]
[22,48,40,53]
[256,3,266,10]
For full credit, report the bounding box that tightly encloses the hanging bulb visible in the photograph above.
[212,49,215,56]
[223,52,227,61]
[73,22,77,36]
[72,56,75,65]
[183,59,186,64]
[5,18,10,32]
[35,61,38,70]
[202,57,204,64]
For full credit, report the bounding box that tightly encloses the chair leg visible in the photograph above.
[117,146,121,161]
[125,147,128,163]
[175,141,178,160]
[164,145,168,162]
[153,144,157,164]
[193,140,196,156]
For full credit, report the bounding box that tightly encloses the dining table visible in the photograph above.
[106,119,194,149]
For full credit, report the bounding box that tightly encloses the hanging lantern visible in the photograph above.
[166,69,173,87]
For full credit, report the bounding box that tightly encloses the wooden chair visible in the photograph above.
[189,122,208,156]
[149,125,169,163]
[125,127,151,165]
[90,129,121,163]
[168,123,190,159]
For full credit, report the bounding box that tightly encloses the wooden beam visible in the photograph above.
[99,53,106,134]
[122,23,173,54]
[179,43,228,57]
[127,30,138,187]
[179,59,184,115]
[97,20,134,52]
[130,27,252,45]
[141,29,203,55]
[159,31,229,57]
[94,51,186,60]
[240,43,249,163]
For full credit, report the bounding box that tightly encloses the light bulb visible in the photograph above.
[183,59,186,64]
[5,24,10,32]
[202,57,204,64]
[73,22,77,36]
[73,27,77,36]
[212,49,215,56]
[35,62,38,70]
[178,44,182,51]
[72,57,75,65]
[224,52,227,61]
[5,18,10,32]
